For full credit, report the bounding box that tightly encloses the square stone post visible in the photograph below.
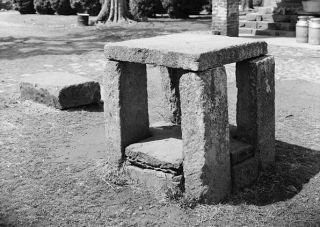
[103,60,150,165]
[212,0,239,37]
[236,55,275,169]
[159,66,183,125]
[180,66,231,203]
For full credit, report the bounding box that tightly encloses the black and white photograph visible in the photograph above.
[1,0,320,226]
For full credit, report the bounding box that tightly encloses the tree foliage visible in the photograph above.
[70,0,101,16]
[50,0,75,15]
[34,0,55,14]
[13,0,36,14]
[129,0,162,20]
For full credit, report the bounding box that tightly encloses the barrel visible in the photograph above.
[309,18,320,45]
[77,13,89,26]
[296,16,309,43]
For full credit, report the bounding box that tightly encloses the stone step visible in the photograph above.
[240,21,296,31]
[246,13,298,23]
[239,28,296,37]
[125,123,254,173]
[254,6,274,15]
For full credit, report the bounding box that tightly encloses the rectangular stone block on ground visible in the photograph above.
[20,72,100,109]
[105,33,268,71]
[125,165,183,199]
[236,55,275,169]
[180,66,231,204]
[103,60,150,164]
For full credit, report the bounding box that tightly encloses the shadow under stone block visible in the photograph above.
[103,60,150,164]
[20,72,101,109]
[232,157,259,191]
[180,67,231,204]
[236,55,275,169]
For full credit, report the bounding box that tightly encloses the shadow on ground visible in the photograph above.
[227,141,320,206]
[0,26,189,60]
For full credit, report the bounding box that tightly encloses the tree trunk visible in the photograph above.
[94,0,133,23]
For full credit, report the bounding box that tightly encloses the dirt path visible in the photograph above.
[1,11,320,226]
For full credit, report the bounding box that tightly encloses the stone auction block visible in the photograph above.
[20,72,100,109]
[236,55,275,169]
[180,66,231,204]
[103,60,150,165]
[125,165,183,199]
[105,33,268,71]
[125,124,183,172]
[232,157,259,191]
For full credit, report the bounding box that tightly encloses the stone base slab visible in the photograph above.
[125,165,183,199]
[20,72,101,109]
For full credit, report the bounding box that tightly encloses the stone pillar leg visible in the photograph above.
[159,66,183,125]
[236,55,275,169]
[180,66,231,203]
[212,0,239,37]
[103,60,150,165]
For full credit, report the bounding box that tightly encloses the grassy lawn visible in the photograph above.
[1,11,320,226]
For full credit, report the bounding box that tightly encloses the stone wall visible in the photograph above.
[264,0,303,14]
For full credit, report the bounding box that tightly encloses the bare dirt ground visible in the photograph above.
[1,11,320,226]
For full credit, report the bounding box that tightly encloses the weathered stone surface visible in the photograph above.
[103,60,150,165]
[180,66,231,203]
[159,67,184,124]
[125,165,182,198]
[125,124,183,171]
[104,33,268,71]
[212,0,239,37]
[232,157,259,191]
[236,55,275,169]
[246,13,262,21]
[230,137,254,165]
[20,72,100,109]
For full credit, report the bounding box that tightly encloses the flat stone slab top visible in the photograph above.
[20,72,101,109]
[104,33,268,71]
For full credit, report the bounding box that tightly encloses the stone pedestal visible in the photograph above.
[180,67,231,203]
[103,60,150,165]
[236,55,275,169]
[212,0,240,37]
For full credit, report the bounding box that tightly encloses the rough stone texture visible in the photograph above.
[230,137,254,165]
[180,66,231,204]
[212,0,239,37]
[103,60,150,165]
[245,13,263,21]
[236,55,275,169]
[125,124,183,171]
[104,34,268,72]
[159,66,184,124]
[232,157,259,191]
[20,72,100,109]
[125,165,183,199]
